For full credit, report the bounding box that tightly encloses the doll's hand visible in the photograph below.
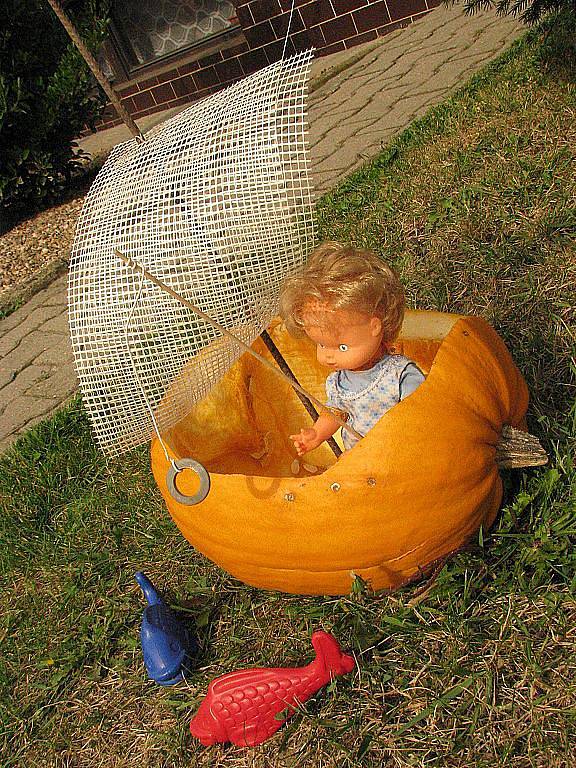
[290,428,320,456]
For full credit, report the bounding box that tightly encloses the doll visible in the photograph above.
[279,242,424,455]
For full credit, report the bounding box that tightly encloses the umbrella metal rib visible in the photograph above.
[116,250,363,444]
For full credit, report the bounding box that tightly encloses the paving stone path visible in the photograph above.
[0,5,523,452]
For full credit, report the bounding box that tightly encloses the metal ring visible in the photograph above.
[166,458,210,505]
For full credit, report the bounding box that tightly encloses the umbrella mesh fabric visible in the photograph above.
[69,50,316,456]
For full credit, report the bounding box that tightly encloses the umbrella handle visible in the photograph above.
[166,458,211,505]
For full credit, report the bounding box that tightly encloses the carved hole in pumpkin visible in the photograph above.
[162,322,444,479]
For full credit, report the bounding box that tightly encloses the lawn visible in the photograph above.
[1,16,575,768]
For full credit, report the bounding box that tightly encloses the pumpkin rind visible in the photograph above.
[151,311,528,595]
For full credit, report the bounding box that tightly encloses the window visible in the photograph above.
[111,0,238,69]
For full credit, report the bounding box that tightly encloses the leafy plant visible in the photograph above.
[0,0,109,222]
[448,0,576,24]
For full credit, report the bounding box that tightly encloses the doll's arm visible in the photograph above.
[290,411,341,456]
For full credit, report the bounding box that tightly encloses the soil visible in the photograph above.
[0,189,89,306]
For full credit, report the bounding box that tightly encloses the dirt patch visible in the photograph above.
[0,191,87,309]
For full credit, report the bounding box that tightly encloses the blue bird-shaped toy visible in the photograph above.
[135,571,197,685]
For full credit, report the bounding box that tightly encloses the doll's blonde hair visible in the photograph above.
[279,242,405,344]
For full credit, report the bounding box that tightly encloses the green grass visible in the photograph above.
[0,298,23,322]
[1,16,576,768]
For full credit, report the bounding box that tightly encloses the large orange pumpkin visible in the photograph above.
[151,309,528,595]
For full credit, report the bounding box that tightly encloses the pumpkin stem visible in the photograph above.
[496,425,548,469]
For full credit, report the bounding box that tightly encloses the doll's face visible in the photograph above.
[302,305,384,372]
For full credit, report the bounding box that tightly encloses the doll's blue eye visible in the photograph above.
[339,344,349,352]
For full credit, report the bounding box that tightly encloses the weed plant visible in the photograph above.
[1,17,575,768]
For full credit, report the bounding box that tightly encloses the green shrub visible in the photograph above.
[449,0,576,25]
[0,0,109,223]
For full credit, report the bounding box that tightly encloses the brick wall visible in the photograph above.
[97,0,440,131]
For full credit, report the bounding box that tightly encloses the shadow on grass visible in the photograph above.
[537,10,576,82]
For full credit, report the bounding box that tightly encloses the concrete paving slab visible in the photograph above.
[33,336,74,367]
[1,330,64,376]
[0,306,62,357]
[311,116,379,161]
[38,311,70,335]
[0,364,53,411]
[25,365,78,400]
[307,108,361,142]
[0,394,57,437]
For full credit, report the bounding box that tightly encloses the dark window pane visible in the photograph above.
[113,0,237,67]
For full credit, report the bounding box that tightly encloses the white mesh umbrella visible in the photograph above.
[69,51,316,457]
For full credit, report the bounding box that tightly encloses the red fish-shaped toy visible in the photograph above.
[190,630,355,747]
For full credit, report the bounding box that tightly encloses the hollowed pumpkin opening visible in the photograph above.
[161,311,453,479]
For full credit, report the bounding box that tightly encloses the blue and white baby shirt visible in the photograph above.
[326,355,425,450]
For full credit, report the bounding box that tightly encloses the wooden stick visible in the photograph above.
[116,250,363,441]
[260,330,342,458]
[46,0,143,140]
